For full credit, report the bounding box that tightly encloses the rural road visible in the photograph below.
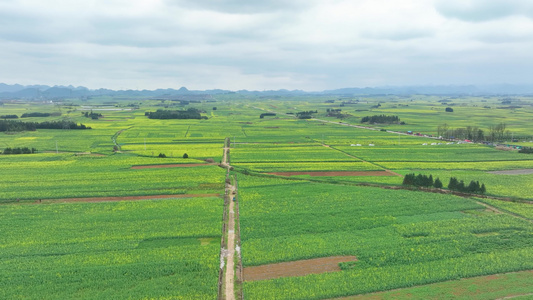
[225,185,236,300]
[221,139,237,300]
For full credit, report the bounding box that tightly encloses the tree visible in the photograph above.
[212,107,217,110]
[448,177,458,190]
[480,183,486,194]
[467,180,479,193]
[445,107,454,112]
[158,153,166,158]
[433,178,443,189]
[183,153,188,158]
[457,180,465,192]
[402,173,415,186]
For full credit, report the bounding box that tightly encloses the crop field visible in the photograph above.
[0,197,222,299]
[0,95,532,299]
[238,176,533,299]
[0,153,225,201]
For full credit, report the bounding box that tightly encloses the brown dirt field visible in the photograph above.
[131,163,213,169]
[40,193,220,203]
[488,169,533,175]
[244,256,357,281]
[266,171,394,177]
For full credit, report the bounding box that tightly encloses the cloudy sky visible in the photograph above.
[1,0,533,91]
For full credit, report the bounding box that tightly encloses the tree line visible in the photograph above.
[2,147,37,154]
[437,122,516,142]
[21,112,53,118]
[1,115,18,119]
[403,173,486,194]
[296,110,317,119]
[519,147,533,154]
[83,111,102,119]
[361,115,402,124]
[145,108,206,119]
[260,113,276,118]
[0,120,91,132]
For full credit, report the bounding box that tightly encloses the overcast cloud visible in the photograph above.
[0,0,532,90]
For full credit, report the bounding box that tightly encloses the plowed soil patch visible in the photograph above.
[42,193,220,203]
[267,171,393,177]
[131,163,212,169]
[488,169,533,175]
[244,256,357,281]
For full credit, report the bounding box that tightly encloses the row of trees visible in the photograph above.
[403,173,486,195]
[448,177,486,194]
[519,147,533,154]
[437,122,513,142]
[145,108,206,120]
[83,111,102,120]
[259,113,276,118]
[296,110,317,119]
[2,147,37,154]
[403,173,443,188]
[21,112,52,118]
[0,120,91,132]
[361,115,401,124]
[1,115,18,119]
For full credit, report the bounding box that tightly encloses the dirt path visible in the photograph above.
[321,144,403,178]
[220,138,239,300]
[476,200,533,224]
[225,187,236,300]
[111,127,132,152]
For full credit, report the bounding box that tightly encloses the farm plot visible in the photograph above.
[231,145,359,163]
[0,154,225,201]
[236,161,382,173]
[336,144,530,162]
[379,160,533,171]
[0,197,222,299]
[237,175,533,299]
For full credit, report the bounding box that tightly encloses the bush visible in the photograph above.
[183,153,188,158]
[158,153,167,158]
[445,107,454,112]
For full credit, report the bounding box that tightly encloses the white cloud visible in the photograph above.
[0,0,532,90]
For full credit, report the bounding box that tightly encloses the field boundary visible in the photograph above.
[12,194,221,204]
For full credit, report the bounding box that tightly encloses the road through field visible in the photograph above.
[222,139,238,300]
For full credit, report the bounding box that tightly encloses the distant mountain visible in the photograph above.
[1,83,533,100]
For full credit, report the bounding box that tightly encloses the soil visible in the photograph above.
[266,171,394,177]
[39,193,220,203]
[244,256,357,281]
[131,163,212,169]
[488,169,533,175]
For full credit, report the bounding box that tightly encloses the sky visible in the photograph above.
[1,0,533,91]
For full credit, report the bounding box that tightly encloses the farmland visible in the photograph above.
[0,94,532,299]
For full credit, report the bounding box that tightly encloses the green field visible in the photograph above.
[0,95,532,299]
[0,197,222,299]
